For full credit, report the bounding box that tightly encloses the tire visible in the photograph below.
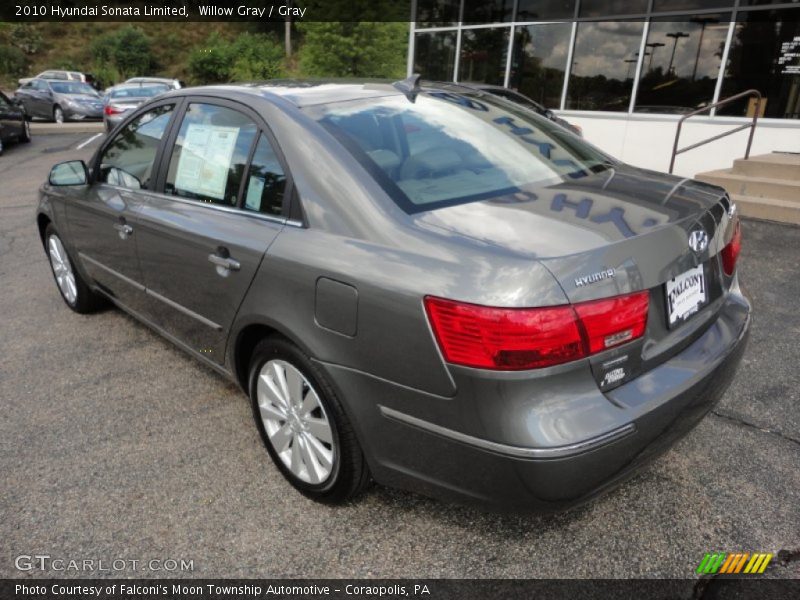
[248,336,371,504]
[44,224,104,313]
[20,119,31,143]
[53,105,64,124]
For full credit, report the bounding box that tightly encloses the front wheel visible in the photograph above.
[45,224,104,313]
[53,106,64,124]
[248,337,371,504]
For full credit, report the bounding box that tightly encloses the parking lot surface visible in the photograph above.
[1,134,798,579]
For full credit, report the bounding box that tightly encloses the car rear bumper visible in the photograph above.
[320,284,751,511]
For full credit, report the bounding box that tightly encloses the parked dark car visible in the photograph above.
[36,80,749,510]
[15,79,103,123]
[0,91,31,155]
[452,82,583,136]
[103,82,171,131]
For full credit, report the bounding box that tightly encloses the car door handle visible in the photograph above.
[208,253,240,272]
[113,223,133,238]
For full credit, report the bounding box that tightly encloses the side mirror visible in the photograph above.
[49,160,89,186]
[544,109,555,120]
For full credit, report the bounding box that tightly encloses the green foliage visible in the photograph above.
[9,24,44,55]
[297,22,407,78]
[90,26,153,80]
[187,33,233,83]
[188,32,285,84]
[0,44,28,77]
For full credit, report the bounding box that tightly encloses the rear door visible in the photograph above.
[134,98,291,364]
[66,101,179,313]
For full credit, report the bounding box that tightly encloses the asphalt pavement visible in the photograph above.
[0,133,798,580]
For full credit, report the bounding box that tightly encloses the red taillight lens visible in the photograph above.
[104,104,122,116]
[573,292,650,354]
[721,220,742,276]
[424,291,649,371]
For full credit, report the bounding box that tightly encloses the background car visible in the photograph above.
[0,90,31,155]
[124,77,184,90]
[14,79,103,123]
[18,70,87,87]
[451,82,583,136]
[103,82,171,131]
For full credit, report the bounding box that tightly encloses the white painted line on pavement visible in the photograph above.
[76,133,103,150]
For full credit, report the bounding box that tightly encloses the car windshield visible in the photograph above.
[310,91,610,213]
[110,85,169,99]
[50,82,97,96]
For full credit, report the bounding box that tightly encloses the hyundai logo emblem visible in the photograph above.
[688,229,709,253]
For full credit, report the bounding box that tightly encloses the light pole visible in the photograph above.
[646,42,665,72]
[666,31,690,76]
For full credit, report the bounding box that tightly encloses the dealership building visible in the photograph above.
[406,0,800,188]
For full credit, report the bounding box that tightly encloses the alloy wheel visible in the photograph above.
[256,359,335,484]
[54,107,64,124]
[48,235,77,305]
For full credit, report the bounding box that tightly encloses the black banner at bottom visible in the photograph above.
[2,579,799,600]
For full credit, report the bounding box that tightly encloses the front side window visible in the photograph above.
[313,92,611,213]
[242,134,287,216]
[99,104,174,190]
[165,103,258,206]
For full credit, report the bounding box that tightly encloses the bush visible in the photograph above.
[188,33,285,84]
[0,44,28,77]
[297,22,407,78]
[91,26,153,80]
[9,24,43,55]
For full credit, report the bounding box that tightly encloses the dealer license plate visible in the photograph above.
[665,264,707,328]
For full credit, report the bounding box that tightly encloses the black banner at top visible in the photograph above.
[1,1,414,22]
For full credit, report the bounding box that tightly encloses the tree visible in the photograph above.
[91,26,153,80]
[188,33,285,84]
[297,22,407,78]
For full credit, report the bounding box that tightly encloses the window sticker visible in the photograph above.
[174,124,239,200]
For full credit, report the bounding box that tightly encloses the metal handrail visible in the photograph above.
[669,89,762,174]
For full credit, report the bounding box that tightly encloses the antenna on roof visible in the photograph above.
[394,73,422,102]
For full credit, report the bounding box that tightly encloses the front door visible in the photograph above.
[66,102,178,313]
[134,100,290,364]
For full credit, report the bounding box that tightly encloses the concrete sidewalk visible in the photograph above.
[30,121,105,135]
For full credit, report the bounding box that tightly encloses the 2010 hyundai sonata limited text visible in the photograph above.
[36,78,750,510]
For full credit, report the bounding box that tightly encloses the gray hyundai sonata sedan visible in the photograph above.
[36,79,749,510]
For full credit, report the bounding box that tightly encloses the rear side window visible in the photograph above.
[242,134,287,216]
[165,103,258,207]
[99,104,174,190]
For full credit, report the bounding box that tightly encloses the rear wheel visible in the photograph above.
[45,224,104,313]
[248,336,371,504]
[53,106,64,124]
[20,119,31,142]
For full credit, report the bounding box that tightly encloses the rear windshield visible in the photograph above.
[309,91,612,213]
[50,82,97,95]
[110,85,168,98]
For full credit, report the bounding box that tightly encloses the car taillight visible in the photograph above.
[424,291,649,371]
[104,104,122,116]
[721,220,742,276]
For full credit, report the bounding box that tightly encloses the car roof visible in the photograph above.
[163,79,487,109]
[111,82,170,90]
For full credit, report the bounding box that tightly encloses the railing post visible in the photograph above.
[745,92,761,161]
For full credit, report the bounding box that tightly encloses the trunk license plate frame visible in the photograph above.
[665,264,708,329]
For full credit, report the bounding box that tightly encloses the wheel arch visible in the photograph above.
[36,212,52,248]
[230,319,315,393]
